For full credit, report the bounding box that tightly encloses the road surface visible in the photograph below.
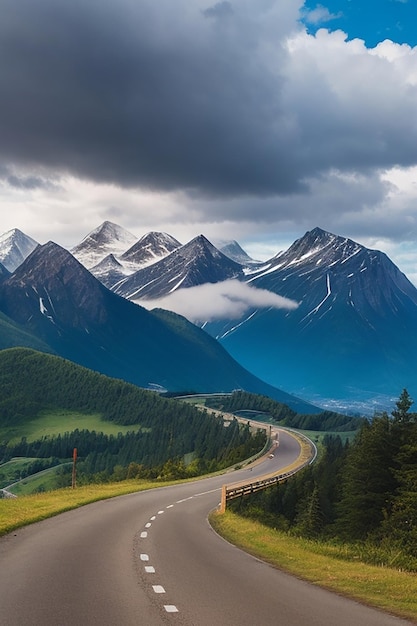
[0,430,413,625]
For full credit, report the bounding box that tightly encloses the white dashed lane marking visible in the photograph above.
[140,503,185,615]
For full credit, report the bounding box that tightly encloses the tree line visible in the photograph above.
[0,348,267,485]
[229,389,417,571]
[205,390,365,431]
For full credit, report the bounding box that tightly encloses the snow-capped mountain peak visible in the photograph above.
[0,228,39,272]
[71,221,137,268]
[121,231,181,267]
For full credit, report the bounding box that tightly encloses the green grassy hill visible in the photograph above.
[0,348,266,489]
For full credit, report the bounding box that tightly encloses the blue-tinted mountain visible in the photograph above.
[113,234,244,300]
[206,227,417,404]
[213,239,258,265]
[0,263,10,282]
[0,241,320,413]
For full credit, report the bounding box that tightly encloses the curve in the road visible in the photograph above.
[0,430,414,626]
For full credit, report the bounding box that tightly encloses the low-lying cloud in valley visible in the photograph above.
[136,279,298,323]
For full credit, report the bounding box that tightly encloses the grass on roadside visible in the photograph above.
[0,480,167,536]
[210,510,417,623]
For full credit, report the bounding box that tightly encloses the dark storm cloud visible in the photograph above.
[7,174,52,190]
[0,0,416,200]
[0,164,59,190]
[0,0,297,195]
[203,1,234,18]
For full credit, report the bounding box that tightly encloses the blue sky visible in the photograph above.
[302,1,416,47]
[1,0,417,285]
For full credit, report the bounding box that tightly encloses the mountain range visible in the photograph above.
[0,235,318,414]
[1,221,416,412]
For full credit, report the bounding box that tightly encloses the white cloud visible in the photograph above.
[135,279,298,323]
[301,4,342,25]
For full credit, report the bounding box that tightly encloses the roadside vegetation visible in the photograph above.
[2,366,417,619]
[204,390,366,431]
[210,389,417,619]
[0,348,267,493]
[0,480,170,536]
[210,511,417,622]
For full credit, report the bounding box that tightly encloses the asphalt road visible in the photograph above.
[0,430,413,626]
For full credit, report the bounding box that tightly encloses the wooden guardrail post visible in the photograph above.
[219,484,227,513]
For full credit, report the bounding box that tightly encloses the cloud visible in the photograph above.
[0,0,301,195]
[0,0,416,202]
[0,1,417,282]
[135,279,298,322]
[203,1,234,19]
[301,4,342,25]
[6,174,54,191]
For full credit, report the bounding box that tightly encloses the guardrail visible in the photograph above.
[220,430,317,512]
[0,488,17,499]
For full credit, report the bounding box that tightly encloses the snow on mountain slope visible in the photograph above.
[88,231,182,288]
[88,254,132,289]
[120,231,181,270]
[246,227,417,321]
[0,228,39,272]
[113,234,244,300]
[205,227,417,403]
[71,221,138,268]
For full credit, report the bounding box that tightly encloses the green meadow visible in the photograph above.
[0,409,139,445]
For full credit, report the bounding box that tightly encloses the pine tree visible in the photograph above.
[392,389,414,424]
[336,415,398,540]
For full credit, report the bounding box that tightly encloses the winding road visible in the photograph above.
[0,430,413,625]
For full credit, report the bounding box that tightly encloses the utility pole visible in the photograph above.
[72,447,77,489]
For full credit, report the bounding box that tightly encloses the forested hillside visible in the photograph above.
[0,347,192,427]
[0,348,266,485]
[230,389,417,571]
[205,390,364,431]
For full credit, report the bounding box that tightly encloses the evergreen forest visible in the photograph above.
[229,389,417,571]
[0,348,267,487]
[205,390,365,431]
